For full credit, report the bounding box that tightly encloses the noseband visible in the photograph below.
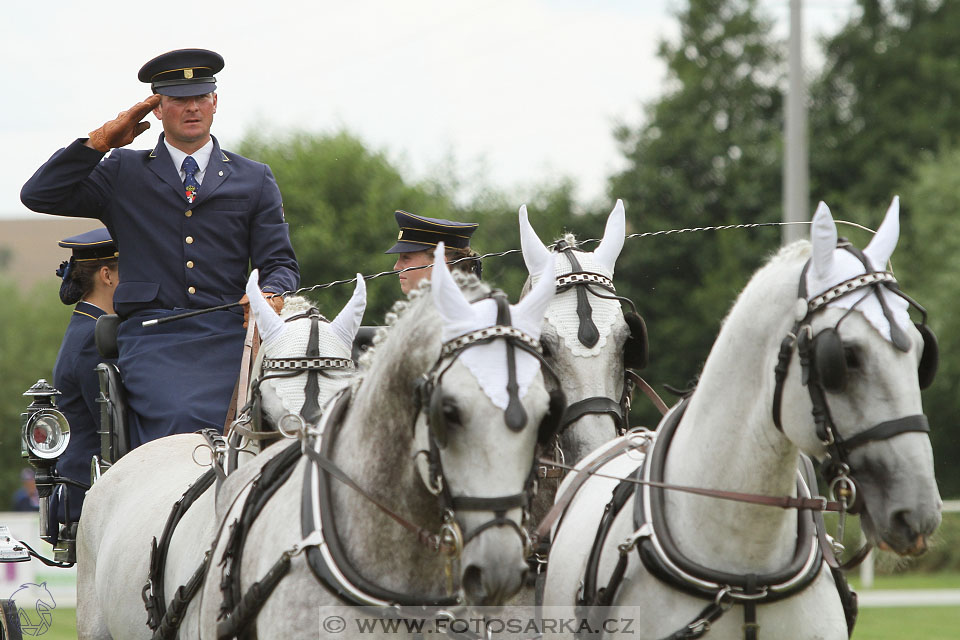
[772,242,935,493]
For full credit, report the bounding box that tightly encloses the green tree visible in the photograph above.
[237,130,581,322]
[237,130,455,323]
[809,0,960,495]
[609,0,785,425]
[810,0,960,216]
[894,147,960,497]
[0,278,72,507]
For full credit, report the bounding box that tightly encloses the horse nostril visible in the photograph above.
[462,565,486,604]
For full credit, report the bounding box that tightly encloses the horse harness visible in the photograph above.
[772,240,938,529]
[410,291,566,552]
[571,401,856,640]
[147,291,566,638]
[225,307,355,472]
[548,240,651,438]
[566,247,936,640]
[141,307,356,640]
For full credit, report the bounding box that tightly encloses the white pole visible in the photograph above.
[783,0,809,245]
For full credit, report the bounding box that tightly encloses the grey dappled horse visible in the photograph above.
[76,274,366,639]
[181,246,559,638]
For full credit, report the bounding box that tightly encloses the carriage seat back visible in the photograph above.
[352,326,381,362]
[95,362,131,464]
[95,314,121,359]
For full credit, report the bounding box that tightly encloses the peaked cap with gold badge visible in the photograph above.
[138,48,224,97]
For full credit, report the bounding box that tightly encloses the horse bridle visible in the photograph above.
[414,291,566,550]
[772,241,938,496]
[549,240,649,436]
[226,308,356,472]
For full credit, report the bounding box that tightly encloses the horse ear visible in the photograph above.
[593,199,626,275]
[519,204,551,275]
[512,254,556,339]
[810,201,837,282]
[246,269,286,346]
[864,196,900,270]
[431,242,474,331]
[330,274,366,349]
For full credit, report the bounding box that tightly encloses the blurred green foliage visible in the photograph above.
[0,278,72,505]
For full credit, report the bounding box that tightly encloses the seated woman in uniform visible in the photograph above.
[50,228,119,542]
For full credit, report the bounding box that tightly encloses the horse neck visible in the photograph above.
[663,251,807,568]
[328,294,450,592]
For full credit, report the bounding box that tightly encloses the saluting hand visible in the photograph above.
[86,95,162,153]
[240,291,285,328]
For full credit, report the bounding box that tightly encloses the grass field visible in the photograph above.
[27,574,960,638]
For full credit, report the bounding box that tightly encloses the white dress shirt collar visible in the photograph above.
[164,137,214,183]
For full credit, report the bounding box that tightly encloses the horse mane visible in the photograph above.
[355,271,491,384]
[280,295,324,319]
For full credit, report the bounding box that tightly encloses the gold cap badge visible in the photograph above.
[184,68,194,79]
[398,231,403,240]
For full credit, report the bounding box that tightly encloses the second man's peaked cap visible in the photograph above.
[385,210,478,254]
[138,48,224,97]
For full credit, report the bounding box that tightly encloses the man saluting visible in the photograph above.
[21,48,300,447]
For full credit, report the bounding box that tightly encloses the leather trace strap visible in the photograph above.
[224,322,259,430]
[142,468,217,634]
[626,370,669,416]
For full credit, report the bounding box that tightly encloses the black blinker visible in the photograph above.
[623,311,649,370]
[916,322,939,390]
[813,328,848,393]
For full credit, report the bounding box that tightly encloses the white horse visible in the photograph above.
[519,200,648,466]
[75,273,367,640]
[188,245,558,638]
[541,198,942,639]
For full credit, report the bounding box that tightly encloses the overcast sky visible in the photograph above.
[2,0,855,220]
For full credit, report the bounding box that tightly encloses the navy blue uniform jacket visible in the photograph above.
[22,134,300,443]
[21,134,298,312]
[52,301,113,527]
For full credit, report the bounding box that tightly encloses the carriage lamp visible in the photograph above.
[21,380,71,460]
[21,379,71,544]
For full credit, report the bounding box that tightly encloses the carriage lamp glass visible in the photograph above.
[23,409,71,459]
[20,379,70,460]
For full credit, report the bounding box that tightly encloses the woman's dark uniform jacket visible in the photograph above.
[21,134,300,445]
[52,301,113,529]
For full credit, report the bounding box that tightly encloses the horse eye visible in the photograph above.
[442,401,461,425]
[844,346,860,370]
[541,341,553,358]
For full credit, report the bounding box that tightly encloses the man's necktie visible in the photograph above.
[182,155,200,204]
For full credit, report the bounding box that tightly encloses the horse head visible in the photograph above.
[246,269,366,431]
[777,197,941,556]
[414,242,557,604]
[520,200,645,462]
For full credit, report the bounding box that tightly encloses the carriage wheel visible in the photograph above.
[0,599,22,640]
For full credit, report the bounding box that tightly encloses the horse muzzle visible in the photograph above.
[459,525,529,605]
